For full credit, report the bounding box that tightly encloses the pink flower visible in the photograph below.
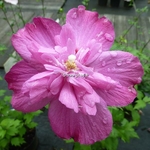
[4,0,18,5]
[5,5,143,144]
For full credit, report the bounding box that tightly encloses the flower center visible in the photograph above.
[65,54,77,70]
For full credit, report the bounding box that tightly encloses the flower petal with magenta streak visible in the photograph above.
[66,5,115,50]
[11,92,51,112]
[49,99,112,145]
[11,17,61,62]
[5,61,39,92]
[96,84,137,107]
[59,82,79,113]
[89,51,144,87]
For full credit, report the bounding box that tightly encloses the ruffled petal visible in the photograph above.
[85,72,117,90]
[59,82,79,113]
[89,51,144,87]
[66,5,115,50]
[49,99,112,144]
[78,91,100,115]
[50,75,63,95]
[11,92,51,112]
[68,77,93,93]
[85,72,136,107]
[55,24,76,53]
[11,17,61,62]
[76,40,102,65]
[21,71,53,99]
[96,84,137,107]
[5,61,39,92]
[5,61,60,112]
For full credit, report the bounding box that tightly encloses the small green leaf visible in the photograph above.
[11,137,24,146]
[18,126,26,136]
[131,110,140,125]
[124,104,133,111]
[0,90,6,96]
[0,127,6,139]
[137,90,144,99]
[110,127,119,138]
[74,143,91,150]
[64,138,74,143]
[0,139,8,148]
[134,100,146,110]
[26,122,37,129]
[101,137,119,150]
[143,96,150,103]
[7,127,19,136]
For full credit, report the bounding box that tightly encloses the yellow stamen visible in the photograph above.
[65,54,77,70]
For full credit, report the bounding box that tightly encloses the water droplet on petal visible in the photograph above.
[103,18,109,24]
[137,77,142,83]
[104,33,114,42]
[102,118,108,124]
[102,61,106,66]
[96,32,103,38]
[107,68,111,72]
[117,60,122,66]
[128,86,136,94]
[78,5,85,12]
[126,58,132,64]
[99,57,103,62]
[99,48,102,53]
[110,51,118,57]
[116,84,122,88]
[103,107,107,110]
[72,12,77,19]
[111,67,116,72]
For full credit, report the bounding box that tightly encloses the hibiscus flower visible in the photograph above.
[4,0,18,5]
[5,5,143,144]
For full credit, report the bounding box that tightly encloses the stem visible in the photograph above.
[122,16,139,39]
[41,0,45,17]
[140,38,150,52]
[2,7,14,33]
[17,0,25,25]
[10,5,19,29]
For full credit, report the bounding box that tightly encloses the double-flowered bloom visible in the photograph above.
[5,5,143,144]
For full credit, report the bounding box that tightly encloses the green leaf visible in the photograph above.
[11,137,25,146]
[0,90,6,96]
[124,104,134,111]
[137,90,144,99]
[118,119,139,142]
[0,127,6,139]
[143,96,150,103]
[131,110,140,125]
[134,100,146,110]
[74,142,91,150]
[18,126,26,137]
[0,44,7,52]
[26,122,37,129]
[0,76,2,80]
[0,118,12,128]
[7,127,19,136]
[3,96,11,102]
[64,138,74,143]
[110,127,119,138]
[100,137,119,150]
[111,108,124,122]
[12,120,21,127]
[0,139,8,148]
